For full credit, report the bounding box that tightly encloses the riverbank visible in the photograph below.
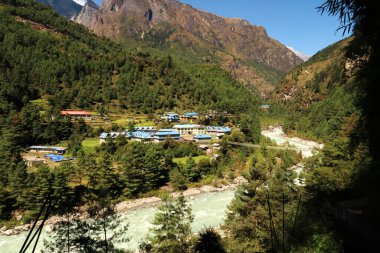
[0,176,246,237]
[1,126,321,237]
[116,176,246,213]
[0,190,237,253]
[262,126,324,158]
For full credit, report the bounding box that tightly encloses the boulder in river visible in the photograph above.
[1,229,20,236]
[46,224,54,233]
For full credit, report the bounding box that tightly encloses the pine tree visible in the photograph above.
[193,227,226,253]
[148,194,194,253]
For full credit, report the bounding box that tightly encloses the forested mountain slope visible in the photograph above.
[275,37,361,140]
[0,0,259,176]
[273,23,378,250]
[0,0,260,225]
[0,0,258,116]
[71,0,303,96]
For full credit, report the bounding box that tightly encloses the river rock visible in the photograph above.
[2,229,20,236]
[14,225,27,232]
[1,225,7,232]
[200,185,214,192]
[46,224,54,233]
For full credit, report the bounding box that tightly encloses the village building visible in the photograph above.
[193,134,212,142]
[205,126,232,135]
[215,133,225,139]
[261,104,270,112]
[134,126,156,132]
[24,156,46,167]
[198,144,209,150]
[173,124,205,135]
[154,129,181,142]
[161,112,180,122]
[99,132,130,143]
[61,110,93,120]
[181,112,199,120]
[44,154,73,162]
[130,131,155,142]
[29,146,68,155]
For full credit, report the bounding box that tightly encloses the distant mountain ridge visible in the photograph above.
[286,46,310,61]
[73,0,87,6]
[36,0,84,19]
[75,0,302,73]
[37,0,304,96]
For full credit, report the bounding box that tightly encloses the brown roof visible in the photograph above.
[61,110,92,116]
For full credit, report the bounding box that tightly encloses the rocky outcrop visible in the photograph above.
[276,38,353,106]
[73,0,99,22]
[37,0,84,19]
[75,0,303,73]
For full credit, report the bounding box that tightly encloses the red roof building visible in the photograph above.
[61,110,93,120]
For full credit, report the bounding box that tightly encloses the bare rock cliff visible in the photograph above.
[75,0,303,72]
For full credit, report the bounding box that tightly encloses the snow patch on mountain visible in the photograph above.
[73,0,86,6]
[286,46,310,61]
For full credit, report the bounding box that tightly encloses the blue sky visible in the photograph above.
[93,0,349,56]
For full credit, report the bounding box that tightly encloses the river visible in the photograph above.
[262,126,323,158]
[262,126,324,185]
[0,190,235,253]
[0,127,322,253]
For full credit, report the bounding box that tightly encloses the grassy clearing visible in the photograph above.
[113,117,132,125]
[56,140,69,147]
[173,155,210,165]
[260,115,285,129]
[112,113,154,127]
[135,121,155,127]
[31,98,49,111]
[82,138,100,154]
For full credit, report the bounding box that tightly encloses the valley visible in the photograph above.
[0,0,379,252]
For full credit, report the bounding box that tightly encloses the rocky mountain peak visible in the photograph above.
[37,0,83,19]
[74,0,303,72]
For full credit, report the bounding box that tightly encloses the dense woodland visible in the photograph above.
[268,0,379,251]
[1,0,379,252]
[0,0,260,228]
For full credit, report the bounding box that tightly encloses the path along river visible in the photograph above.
[0,126,323,253]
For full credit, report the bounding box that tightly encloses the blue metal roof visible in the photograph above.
[194,134,212,139]
[154,131,180,136]
[173,124,203,129]
[45,154,65,162]
[183,112,198,117]
[100,133,108,139]
[29,146,67,151]
[206,126,231,132]
[131,131,154,139]
[158,129,178,132]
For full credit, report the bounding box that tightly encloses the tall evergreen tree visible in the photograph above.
[147,194,194,253]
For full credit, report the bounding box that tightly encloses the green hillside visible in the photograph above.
[0,0,261,225]
[1,0,258,115]
[275,37,357,140]
[270,5,379,248]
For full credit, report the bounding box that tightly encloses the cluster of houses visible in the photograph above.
[160,112,200,122]
[99,124,232,143]
[24,146,72,167]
